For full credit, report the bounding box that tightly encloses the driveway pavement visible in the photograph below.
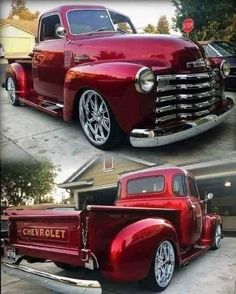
[2,237,236,294]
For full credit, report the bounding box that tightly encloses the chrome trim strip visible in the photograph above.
[155,105,176,113]
[156,72,210,81]
[155,114,176,123]
[130,101,234,147]
[2,260,102,294]
[155,89,218,102]
[157,82,213,92]
[155,97,219,113]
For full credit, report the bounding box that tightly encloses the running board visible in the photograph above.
[180,245,210,266]
[19,98,64,118]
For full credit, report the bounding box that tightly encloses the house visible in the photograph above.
[58,154,163,209]
[0,18,38,57]
[59,155,236,232]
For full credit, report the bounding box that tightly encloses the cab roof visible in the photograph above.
[45,5,107,15]
[120,166,189,182]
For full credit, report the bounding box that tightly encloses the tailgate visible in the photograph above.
[7,210,82,266]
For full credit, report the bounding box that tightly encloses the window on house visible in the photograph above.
[103,155,113,172]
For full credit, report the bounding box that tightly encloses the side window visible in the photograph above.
[173,175,186,196]
[40,14,61,41]
[109,11,134,33]
[188,177,199,198]
[117,181,121,199]
[203,45,218,57]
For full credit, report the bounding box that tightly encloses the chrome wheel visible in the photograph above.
[215,224,222,249]
[79,90,111,146]
[154,241,175,288]
[7,77,17,105]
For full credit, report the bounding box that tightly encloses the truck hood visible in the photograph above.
[71,34,205,73]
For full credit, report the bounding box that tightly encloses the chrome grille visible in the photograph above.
[155,71,221,124]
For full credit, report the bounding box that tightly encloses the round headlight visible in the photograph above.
[220,60,230,78]
[135,67,155,93]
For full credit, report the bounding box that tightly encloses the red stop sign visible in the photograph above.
[182,18,194,33]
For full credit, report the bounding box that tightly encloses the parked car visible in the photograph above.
[199,41,236,90]
[4,5,234,149]
[0,43,5,58]
[2,167,222,293]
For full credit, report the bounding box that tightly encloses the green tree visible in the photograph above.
[143,24,156,34]
[172,0,235,41]
[1,160,57,206]
[156,15,170,34]
[8,0,40,20]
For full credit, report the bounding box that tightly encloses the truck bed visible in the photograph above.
[6,206,181,268]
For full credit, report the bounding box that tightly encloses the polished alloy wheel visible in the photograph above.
[79,90,111,146]
[215,224,222,248]
[154,241,175,288]
[7,77,17,104]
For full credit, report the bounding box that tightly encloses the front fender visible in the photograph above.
[101,218,179,282]
[200,214,223,247]
[63,62,155,133]
[6,63,32,98]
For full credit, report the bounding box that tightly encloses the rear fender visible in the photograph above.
[6,63,33,98]
[63,62,155,133]
[101,217,179,282]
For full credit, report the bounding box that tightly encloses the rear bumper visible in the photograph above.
[130,98,234,147]
[2,258,102,294]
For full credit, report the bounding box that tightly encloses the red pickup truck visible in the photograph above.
[2,167,223,293]
[4,5,234,149]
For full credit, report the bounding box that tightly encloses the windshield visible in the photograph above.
[211,42,236,56]
[67,10,115,34]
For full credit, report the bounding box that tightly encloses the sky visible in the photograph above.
[0,0,178,33]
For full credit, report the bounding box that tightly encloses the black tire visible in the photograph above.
[78,89,125,150]
[6,77,20,106]
[54,262,80,271]
[141,240,175,292]
[211,224,222,250]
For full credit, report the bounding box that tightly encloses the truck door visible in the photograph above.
[187,176,203,244]
[32,13,66,102]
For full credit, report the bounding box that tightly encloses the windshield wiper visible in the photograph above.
[95,27,113,32]
[116,28,127,34]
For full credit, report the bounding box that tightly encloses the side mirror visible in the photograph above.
[207,193,214,200]
[56,26,66,38]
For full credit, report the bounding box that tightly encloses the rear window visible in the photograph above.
[127,176,164,195]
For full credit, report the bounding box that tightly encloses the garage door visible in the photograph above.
[1,36,33,56]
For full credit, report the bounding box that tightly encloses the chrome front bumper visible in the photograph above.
[2,259,102,294]
[130,98,234,148]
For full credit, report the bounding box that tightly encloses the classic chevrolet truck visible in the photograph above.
[4,5,234,149]
[2,167,223,293]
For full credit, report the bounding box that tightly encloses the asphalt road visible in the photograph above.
[2,237,236,294]
[0,61,236,178]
